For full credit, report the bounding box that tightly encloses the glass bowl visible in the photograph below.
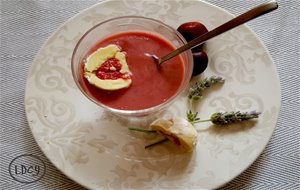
[71,16,193,117]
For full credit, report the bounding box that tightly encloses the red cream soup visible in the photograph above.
[82,31,185,110]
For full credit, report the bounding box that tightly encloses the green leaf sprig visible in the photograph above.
[187,110,200,123]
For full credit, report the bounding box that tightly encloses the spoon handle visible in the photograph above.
[159,1,278,64]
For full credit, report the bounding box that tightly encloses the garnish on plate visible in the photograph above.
[177,21,209,76]
[188,76,225,101]
[187,110,200,123]
[129,110,260,151]
[188,110,261,125]
[129,117,198,152]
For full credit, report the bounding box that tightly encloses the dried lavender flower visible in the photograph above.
[210,111,261,125]
[190,110,261,125]
[188,76,225,101]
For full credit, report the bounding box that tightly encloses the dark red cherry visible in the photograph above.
[177,22,208,42]
[177,22,209,75]
[192,51,208,76]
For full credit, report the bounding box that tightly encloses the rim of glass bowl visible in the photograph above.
[71,16,193,117]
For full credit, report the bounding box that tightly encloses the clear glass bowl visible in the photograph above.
[71,16,193,117]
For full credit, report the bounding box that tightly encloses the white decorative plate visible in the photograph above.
[25,0,281,189]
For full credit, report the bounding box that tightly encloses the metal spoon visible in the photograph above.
[149,1,278,67]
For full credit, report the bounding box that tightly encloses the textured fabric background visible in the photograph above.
[0,0,299,189]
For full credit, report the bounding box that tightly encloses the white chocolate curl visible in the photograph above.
[150,117,198,152]
[84,44,132,91]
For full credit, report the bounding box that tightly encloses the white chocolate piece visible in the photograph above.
[84,72,132,91]
[84,44,132,90]
[150,117,198,152]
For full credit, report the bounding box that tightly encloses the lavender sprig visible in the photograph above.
[191,111,261,125]
[210,111,261,125]
[188,76,225,101]
[187,110,200,123]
